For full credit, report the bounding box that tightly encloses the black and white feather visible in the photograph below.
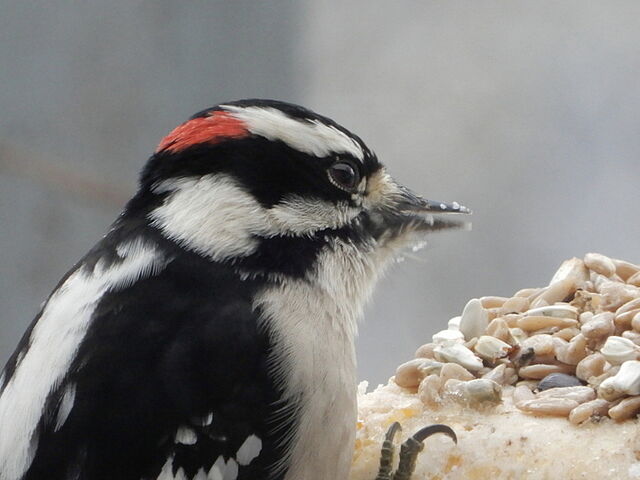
[0,99,468,480]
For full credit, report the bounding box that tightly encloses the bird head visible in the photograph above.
[129,99,469,285]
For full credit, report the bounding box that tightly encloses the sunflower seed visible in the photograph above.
[550,258,590,287]
[576,353,607,382]
[500,296,530,314]
[598,360,640,400]
[513,384,536,405]
[418,374,442,407]
[612,258,640,282]
[516,397,579,417]
[519,364,574,380]
[568,399,610,425]
[628,271,640,287]
[439,362,474,382]
[518,316,578,331]
[584,253,616,277]
[608,396,640,421]
[536,385,595,403]
[432,329,465,346]
[480,296,508,309]
[525,304,579,320]
[459,298,489,341]
[474,335,512,362]
[414,342,436,359]
[555,334,588,365]
[433,343,484,372]
[394,358,444,388]
[580,312,614,340]
[600,336,640,365]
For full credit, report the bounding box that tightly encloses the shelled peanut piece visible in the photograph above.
[393,253,640,425]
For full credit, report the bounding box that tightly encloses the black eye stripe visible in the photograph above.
[328,160,360,192]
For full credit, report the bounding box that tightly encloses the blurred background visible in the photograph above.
[1,1,639,385]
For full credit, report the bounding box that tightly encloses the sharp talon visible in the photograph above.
[410,423,457,444]
[373,423,457,480]
[391,424,457,480]
[374,422,403,480]
[385,421,402,441]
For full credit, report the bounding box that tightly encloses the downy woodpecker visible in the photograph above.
[0,99,468,480]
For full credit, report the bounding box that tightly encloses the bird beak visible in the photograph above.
[386,182,472,233]
[394,184,471,215]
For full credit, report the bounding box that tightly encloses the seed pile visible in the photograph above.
[394,253,640,424]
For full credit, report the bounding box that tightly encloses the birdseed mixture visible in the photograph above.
[393,253,640,424]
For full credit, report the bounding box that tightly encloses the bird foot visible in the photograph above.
[373,422,457,480]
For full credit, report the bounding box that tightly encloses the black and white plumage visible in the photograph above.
[0,99,468,480]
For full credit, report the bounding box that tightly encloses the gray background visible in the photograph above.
[1,1,639,385]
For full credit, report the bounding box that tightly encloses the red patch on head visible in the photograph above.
[156,110,249,153]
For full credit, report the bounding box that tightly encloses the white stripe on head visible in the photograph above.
[0,241,167,480]
[221,105,364,161]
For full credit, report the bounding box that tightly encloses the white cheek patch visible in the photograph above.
[222,105,364,161]
[149,175,270,262]
[266,196,360,235]
[0,241,167,480]
[150,175,362,255]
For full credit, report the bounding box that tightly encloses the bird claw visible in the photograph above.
[374,422,457,480]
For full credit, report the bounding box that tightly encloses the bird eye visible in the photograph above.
[328,161,360,192]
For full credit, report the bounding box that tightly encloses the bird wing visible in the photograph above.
[0,242,295,480]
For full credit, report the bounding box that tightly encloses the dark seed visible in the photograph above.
[538,373,583,391]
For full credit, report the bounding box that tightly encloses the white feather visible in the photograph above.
[174,468,188,480]
[222,458,238,480]
[149,175,266,262]
[193,468,208,480]
[53,383,76,432]
[175,426,197,445]
[156,456,175,480]
[149,176,361,262]
[235,434,262,466]
[222,105,364,161]
[0,240,167,480]
[208,456,226,480]
[156,456,192,480]
[253,236,391,480]
[266,196,359,235]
